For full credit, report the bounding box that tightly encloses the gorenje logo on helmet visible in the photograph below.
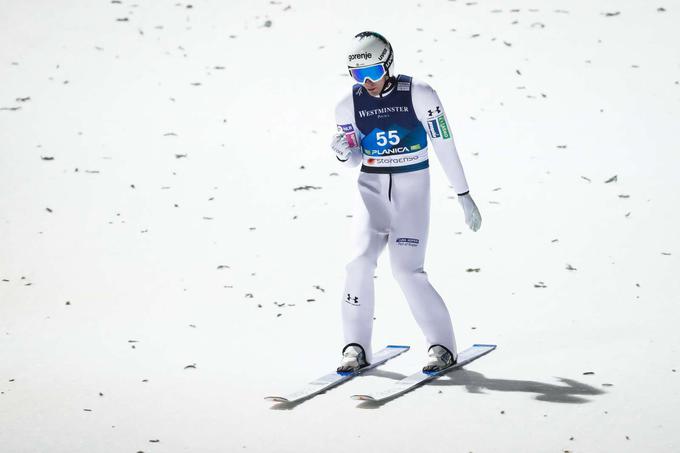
[348,52,373,61]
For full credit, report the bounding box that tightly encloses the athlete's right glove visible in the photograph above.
[330,132,353,161]
[458,192,482,232]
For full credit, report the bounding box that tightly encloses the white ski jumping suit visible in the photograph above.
[334,74,471,362]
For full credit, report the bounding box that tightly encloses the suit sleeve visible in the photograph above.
[412,79,470,195]
[334,93,363,168]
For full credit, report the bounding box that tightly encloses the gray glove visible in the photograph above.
[458,192,482,232]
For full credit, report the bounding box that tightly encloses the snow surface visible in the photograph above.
[1,0,679,452]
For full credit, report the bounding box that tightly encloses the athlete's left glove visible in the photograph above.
[458,192,482,232]
[330,132,352,161]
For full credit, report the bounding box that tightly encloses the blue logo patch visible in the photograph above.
[427,119,440,138]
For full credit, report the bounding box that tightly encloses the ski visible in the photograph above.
[351,343,496,402]
[265,344,410,404]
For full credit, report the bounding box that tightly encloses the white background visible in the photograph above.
[1,0,679,452]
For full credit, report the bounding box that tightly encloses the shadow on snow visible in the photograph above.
[354,368,606,408]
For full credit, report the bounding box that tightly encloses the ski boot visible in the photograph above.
[422,344,457,373]
[337,343,369,373]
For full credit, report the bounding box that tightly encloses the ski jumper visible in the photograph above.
[334,75,470,363]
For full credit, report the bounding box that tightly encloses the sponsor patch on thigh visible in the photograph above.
[396,237,420,247]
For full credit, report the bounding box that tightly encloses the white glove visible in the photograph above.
[331,132,352,161]
[458,192,482,232]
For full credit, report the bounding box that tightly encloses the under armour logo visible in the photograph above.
[345,293,360,306]
[427,106,441,117]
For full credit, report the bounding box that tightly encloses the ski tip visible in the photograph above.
[386,344,410,350]
[351,395,375,401]
[472,343,497,349]
[264,396,289,403]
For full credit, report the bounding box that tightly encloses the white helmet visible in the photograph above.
[346,31,394,78]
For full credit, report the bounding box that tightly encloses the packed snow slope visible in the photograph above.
[1,0,679,452]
